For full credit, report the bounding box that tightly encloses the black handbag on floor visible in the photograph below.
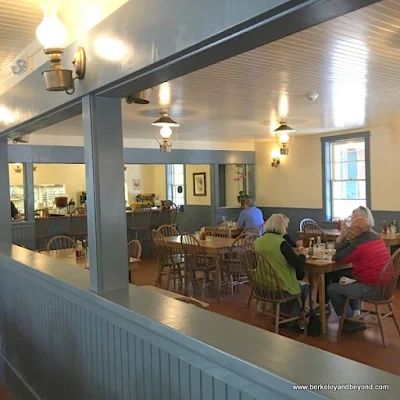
[307,309,321,336]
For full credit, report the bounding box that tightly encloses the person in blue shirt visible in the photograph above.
[237,199,264,233]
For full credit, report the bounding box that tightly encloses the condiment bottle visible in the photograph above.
[393,221,398,233]
[383,221,388,234]
[200,228,206,241]
[317,236,321,245]
[76,240,82,258]
[308,237,315,255]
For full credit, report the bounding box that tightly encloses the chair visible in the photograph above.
[127,240,142,284]
[258,222,265,233]
[46,235,77,252]
[300,218,317,232]
[221,234,248,300]
[242,233,261,307]
[35,209,50,250]
[302,223,326,247]
[243,226,261,235]
[158,202,178,227]
[337,248,400,347]
[128,207,153,252]
[211,223,230,238]
[181,233,217,300]
[243,249,307,334]
[152,230,184,289]
[68,207,88,240]
[157,224,180,238]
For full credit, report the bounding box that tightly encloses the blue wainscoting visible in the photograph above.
[215,207,242,225]
[178,206,214,233]
[11,222,35,249]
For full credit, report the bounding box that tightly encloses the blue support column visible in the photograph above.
[0,138,12,252]
[82,95,128,293]
[23,163,35,223]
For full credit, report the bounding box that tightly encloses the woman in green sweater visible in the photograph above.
[254,214,309,331]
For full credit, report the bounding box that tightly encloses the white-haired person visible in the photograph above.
[237,198,264,234]
[336,205,375,243]
[254,214,308,333]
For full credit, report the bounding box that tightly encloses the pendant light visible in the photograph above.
[274,121,295,155]
[152,112,179,153]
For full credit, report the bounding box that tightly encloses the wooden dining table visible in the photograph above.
[163,235,236,301]
[298,229,400,251]
[304,257,352,335]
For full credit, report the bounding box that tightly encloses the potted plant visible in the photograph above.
[237,191,249,206]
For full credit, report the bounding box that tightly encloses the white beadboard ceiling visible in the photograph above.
[0,0,43,73]
[24,0,400,141]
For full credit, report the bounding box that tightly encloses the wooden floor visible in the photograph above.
[134,256,400,376]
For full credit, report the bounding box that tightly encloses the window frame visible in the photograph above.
[166,164,185,206]
[321,132,371,221]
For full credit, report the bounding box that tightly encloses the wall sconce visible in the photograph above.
[274,121,295,155]
[152,112,179,153]
[14,163,23,173]
[33,165,38,172]
[11,59,27,75]
[271,149,280,168]
[36,3,86,94]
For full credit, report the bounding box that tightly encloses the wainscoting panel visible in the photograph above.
[178,206,214,233]
[11,222,35,249]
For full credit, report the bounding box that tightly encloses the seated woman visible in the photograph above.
[279,214,303,249]
[254,214,308,332]
[237,198,264,233]
[336,205,375,243]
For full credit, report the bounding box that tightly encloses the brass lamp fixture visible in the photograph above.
[152,112,179,153]
[36,3,86,94]
[14,163,23,173]
[271,149,280,168]
[274,121,295,155]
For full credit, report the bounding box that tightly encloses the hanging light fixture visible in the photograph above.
[152,112,179,153]
[36,3,86,94]
[274,121,295,155]
[14,163,23,173]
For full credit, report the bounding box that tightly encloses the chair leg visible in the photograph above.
[275,303,280,334]
[251,300,258,323]
[247,292,253,308]
[201,278,206,301]
[388,303,400,336]
[230,275,234,302]
[376,305,387,347]
[337,297,351,339]
[297,297,307,334]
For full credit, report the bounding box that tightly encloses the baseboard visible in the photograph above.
[0,352,41,400]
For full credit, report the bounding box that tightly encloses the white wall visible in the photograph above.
[255,124,400,211]
[185,165,211,206]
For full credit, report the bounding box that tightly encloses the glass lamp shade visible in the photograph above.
[36,4,68,49]
[279,132,290,144]
[160,126,172,139]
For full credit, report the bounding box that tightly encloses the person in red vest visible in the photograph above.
[327,217,390,332]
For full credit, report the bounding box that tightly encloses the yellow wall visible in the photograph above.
[185,165,211,206]
[255,125,400,211]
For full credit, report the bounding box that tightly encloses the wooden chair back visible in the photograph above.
[130,207,152,230]
[211,224,230,238]
[180,233,208,272]
[242,233,259,252]
[243,226,261,235]
[35,209,50,239]
[243,249,286,302]
[159,202,178,226]
[300,218,317,231]
[372,248,400,302]
[157,224,179,237]
[69,207,88,237]
[224,234,247,275]
[303,223,326,246]
[127,240,142,263]
[47,235,77,251]
[151,230,175,267]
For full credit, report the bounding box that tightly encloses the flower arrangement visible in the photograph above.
[140,192,154,200]
[130,201,153,209]
[237,190,249,206]
[233,171,247,182]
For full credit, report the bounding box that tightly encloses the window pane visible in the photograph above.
[333,141,365,162]
[173,164,184,174]
[174,173,184,186]
[333,161,365,180]
[332,199,367,220]
[9,163,25,217]
[332,181,366,200]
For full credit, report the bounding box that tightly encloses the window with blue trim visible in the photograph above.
[323,135,370,220]
[167,164,185,206]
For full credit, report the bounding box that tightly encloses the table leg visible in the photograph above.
[216,255,221,302]
[318,272,327,335]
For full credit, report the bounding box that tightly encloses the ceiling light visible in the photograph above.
[274,121,294,155]
[36,3,86,95]
[152,112,179,153]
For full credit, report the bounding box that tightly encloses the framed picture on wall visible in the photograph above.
[193,172,206,196]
